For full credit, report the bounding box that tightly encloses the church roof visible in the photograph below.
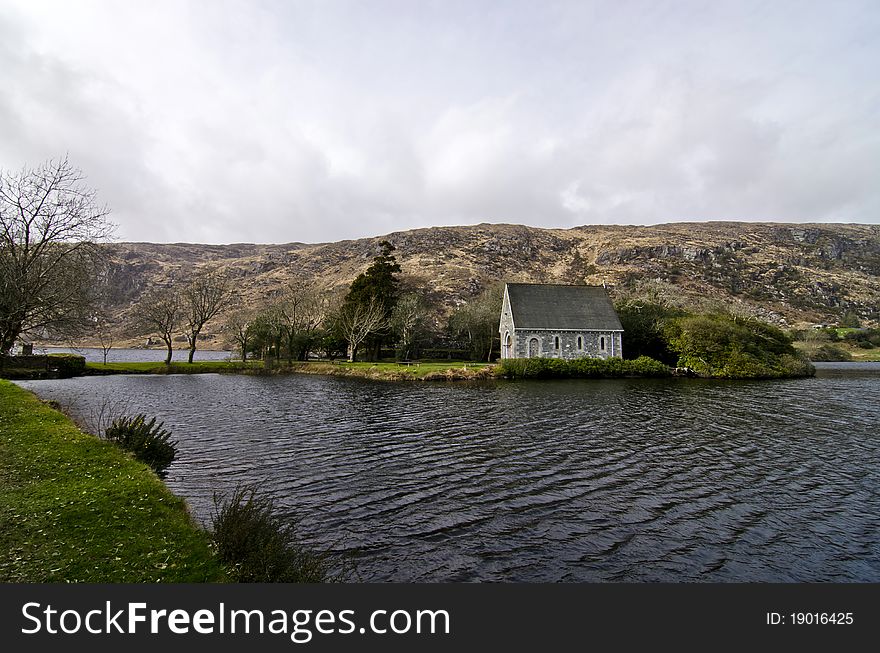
[505,283,623,331]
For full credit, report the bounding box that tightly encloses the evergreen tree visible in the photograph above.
[342,241,401,360]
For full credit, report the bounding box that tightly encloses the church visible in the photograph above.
[498,283,624,360]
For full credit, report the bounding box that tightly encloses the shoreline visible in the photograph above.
[4,351,824,382]
[0,379,226,582]
[80,360,500,382]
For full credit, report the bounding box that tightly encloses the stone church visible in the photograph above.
[499,283,624,360]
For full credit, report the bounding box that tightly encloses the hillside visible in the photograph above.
[97,222,880,348]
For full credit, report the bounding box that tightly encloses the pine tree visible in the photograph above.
[342,241,401,360]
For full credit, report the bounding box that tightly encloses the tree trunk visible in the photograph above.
[0,319,23,354]
[188,330,198,363]
[347,342,356,362]
[164,339,173,365]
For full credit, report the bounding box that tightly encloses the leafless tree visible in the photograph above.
[337,297,388,362]
[449,283,504,361]
[277,278,328,362]
[391,292,427,360]
[94,311,115,365]
[183,268,234,363]
[0,156,114,353]
[134,287,182,365]
[226,307,256,362]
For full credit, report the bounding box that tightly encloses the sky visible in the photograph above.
[1,0,878,244]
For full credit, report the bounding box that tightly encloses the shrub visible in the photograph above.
[665,313,814,378]
[211,486,333,583]
[614,301,685,364]
[104,414,178,474]
[808,344,852,362]
[498,356,670,379]
[778,354,816,377]
[47,353,86,377]
[839,311,861,328]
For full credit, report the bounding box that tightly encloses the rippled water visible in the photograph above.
[34,346,232,363]
[16,363,880,582]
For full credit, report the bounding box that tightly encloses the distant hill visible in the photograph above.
[98,222,880,348]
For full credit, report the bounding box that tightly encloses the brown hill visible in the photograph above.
[99,222,880,348]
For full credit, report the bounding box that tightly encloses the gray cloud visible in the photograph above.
[1,0,877,244]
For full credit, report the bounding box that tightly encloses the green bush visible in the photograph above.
[839,311,861,328]
[614,301,685,364]
[47,353,86,377]
[809,344,853,362]
[665,313,814,378]
[211,486,333,583]
[104,414,178,474]
[498,355,670,379]
[778,354,817,377]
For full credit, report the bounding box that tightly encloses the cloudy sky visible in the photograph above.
[1,0,878,244]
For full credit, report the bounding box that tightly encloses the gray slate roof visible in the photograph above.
[506,283,623,331]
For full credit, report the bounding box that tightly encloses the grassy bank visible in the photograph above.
[848,349,880,362]
[0,379,225,582]
[794,341,880,363]
[85,360,264,375]
[85,359,497,381]
[276,360,497,381]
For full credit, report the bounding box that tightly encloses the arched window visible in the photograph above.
[554,336,560,350]
[600,336,606,350]
[577,336,583,350]
[528,338,539,358]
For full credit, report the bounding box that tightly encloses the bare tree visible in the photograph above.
[225,307,256,362]
[134,287,182,365]
[253,305,285,361]
[449,283,503,361]
[391,292,427,360]
[94,311,115,365]
[183,268,233,363]
[0,156,114,353]
[337,297,388,362]
[277,278,328,363]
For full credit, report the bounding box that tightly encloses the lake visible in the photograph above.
[15,363,880,582]
[33,346,232,363]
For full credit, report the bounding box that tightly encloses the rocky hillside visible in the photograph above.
[98,222,880,347]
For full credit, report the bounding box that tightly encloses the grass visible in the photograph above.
[0,379,226,582]
[86,358,497,381]
[86,360,264,375]
[850,349,880,362]
[211,486,335,583]
[284,360,496,381]
[794,342,880,363]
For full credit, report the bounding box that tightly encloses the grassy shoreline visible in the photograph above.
[0,379,225,582]
[79,355,830,381]
[84,359,498,381]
